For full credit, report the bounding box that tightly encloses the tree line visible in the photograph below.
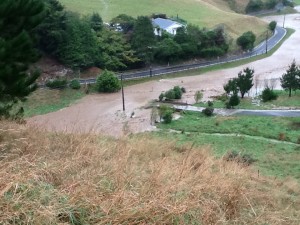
[34,0,230,71]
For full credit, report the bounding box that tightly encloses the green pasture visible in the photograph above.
[59,0,267,39]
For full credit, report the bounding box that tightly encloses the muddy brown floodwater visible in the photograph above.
[28,10,300,137]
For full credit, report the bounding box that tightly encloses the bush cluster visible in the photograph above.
[225,151,257,166]
[159,86,184,101]
[226,94,240,109]
[46,78,67,89]
[158,105,173,124]
[202,107,214,116]
[261,88,278,102]
[69,79,81,89]
[96,70,121,93]
[202,101,215,116]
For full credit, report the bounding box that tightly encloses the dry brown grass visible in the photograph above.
[0,121,299,224]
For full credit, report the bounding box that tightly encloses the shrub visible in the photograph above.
[261,88,278,102]
[208,101,214,107]
[194,91,203,103]
[226,94,240,108]
[162,110,173,124]
[216,93,228,102]
[200,47,225,58]
[96,70,121,93]
[225,151,257,166]
[69,79,81,89]
[46,78,67,89]
[268,21,277,33]
[236,31,256,51]
[159,93,164,101]
[202,107,214,117]
[173,86,182,99]
[245,0,263,13]
[164,90,176,100]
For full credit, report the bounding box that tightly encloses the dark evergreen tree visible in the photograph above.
[131,16,156,63]
[90,13,103,32]
[236,67,254,98]
[0,0,44,118]
[223,79,238,95]
[59,12,98,69]
[280,60,300,97]
[35,0,66,56]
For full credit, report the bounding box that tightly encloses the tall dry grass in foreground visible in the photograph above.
[0,121,299,224]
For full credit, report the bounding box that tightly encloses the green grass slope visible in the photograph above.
[59,0,267,40]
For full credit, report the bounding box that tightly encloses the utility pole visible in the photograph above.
[283,14,286,28]
[121,74,125,111]
[265,30,268,54]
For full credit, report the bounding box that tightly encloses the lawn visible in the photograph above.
[22,88,85,117]
[159,111,300,143]
[59,0,267,40]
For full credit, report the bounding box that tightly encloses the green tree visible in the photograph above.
[35,0,66,56]
[111,14,136,34]
[96,29,139,70]
[245,0,264,13]
[59,12,98,69]
[0,0,44,118]
[90,13,103,32]
[236,67,254,98]
[223,79,238,95]
[96,70,121,93]
[155,38,182,63]
[237,31,256,51]
[280,60,300,97]
[268,21,277,33]
[131,16,156,62]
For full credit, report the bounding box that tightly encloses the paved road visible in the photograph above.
[174,105,300,117]
[79,26,286,84]
[234,109,300,117]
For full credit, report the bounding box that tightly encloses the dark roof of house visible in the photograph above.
[152,18,181,29]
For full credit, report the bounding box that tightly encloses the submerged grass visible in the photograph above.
[0,121,299,224]
[22,88,85,117]
[196,90,300,109]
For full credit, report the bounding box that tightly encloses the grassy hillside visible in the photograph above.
[59,0,267,40]
[0,121,299,224]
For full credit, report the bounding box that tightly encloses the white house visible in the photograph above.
[152,18,184,36]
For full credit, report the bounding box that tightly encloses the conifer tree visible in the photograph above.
[0,0,44,118]
[281,60,300,97]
